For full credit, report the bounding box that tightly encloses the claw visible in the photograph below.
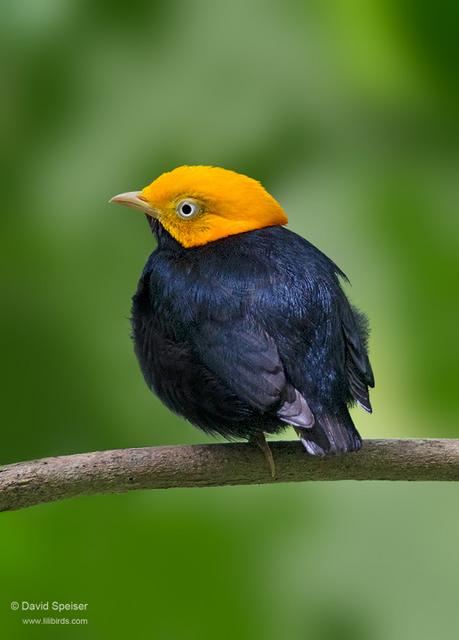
[250,432,276,479]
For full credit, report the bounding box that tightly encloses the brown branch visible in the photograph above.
[0,439,458,512]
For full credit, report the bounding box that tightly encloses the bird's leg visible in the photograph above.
[250,432,276,479]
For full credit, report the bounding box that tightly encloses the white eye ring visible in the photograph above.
[176,200,199,219]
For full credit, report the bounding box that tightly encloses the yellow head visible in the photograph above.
[110,165,288,248]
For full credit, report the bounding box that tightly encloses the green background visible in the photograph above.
[1,0,458,638]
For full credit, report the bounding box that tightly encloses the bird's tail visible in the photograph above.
[297,408,362,456]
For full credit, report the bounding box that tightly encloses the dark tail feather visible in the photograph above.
[297,408,362,456]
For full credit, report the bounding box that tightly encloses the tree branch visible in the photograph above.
[0,439,458,512]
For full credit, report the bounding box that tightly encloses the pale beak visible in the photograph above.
[109,191,155,216]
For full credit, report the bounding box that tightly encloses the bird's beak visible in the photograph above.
[109,191,156,216]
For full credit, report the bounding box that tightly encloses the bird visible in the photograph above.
[110,165,374,476]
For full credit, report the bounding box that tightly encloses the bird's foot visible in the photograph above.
[250,432,276,479]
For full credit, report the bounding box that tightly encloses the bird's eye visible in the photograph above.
[176,200,199,219]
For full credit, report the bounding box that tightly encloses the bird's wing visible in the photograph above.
[193,321,314,428]
[341,303,375,412]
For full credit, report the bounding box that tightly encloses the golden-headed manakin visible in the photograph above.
[110,166,374,470]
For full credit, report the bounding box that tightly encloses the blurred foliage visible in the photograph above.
[0,0,458,638]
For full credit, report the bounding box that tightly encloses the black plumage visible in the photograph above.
[131,219,374,456]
